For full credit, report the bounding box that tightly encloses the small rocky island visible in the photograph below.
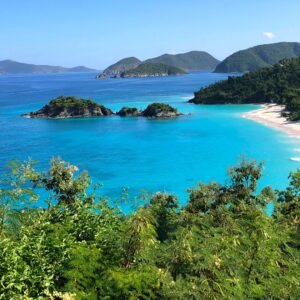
[22,96,114,119]
[117,103,182,118]
[23,97,183,119]
[143,103,182,118]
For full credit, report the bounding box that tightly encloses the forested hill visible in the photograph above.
[144,51,220,71]
[99,51,220,78]
[190,58,300,119]
[121,63,186,77]
[102,57,142,75]
[214,42,300,73]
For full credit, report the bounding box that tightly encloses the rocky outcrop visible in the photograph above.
[117,107,141,117]
[96,73,108,79]
[22,96,114,119]
[116,103,182,118]
[23,97,183,120]
[142,103,182,118]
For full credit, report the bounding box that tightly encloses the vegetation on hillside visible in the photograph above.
[0,157,299,299]
[121,63,186,77]
[190,58,300,120]
[144,51,220,71]
[102,57,141,76]
[47,96,103,109]
[214,42,300,73]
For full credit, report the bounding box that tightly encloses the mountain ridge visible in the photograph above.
[0,59,97,75]
[214,42,300,73]
[144,51,220,71]
[102,57,141,76]
[100,51,220,77]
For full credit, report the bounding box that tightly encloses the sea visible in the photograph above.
[0,71,299,212]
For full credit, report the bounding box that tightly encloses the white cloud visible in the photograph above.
[263,32,275,39]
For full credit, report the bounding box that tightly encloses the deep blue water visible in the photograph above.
[1,72,300,211]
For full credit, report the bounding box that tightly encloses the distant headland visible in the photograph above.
[0,60,97,75]
[98,63,187,79]
[96,51,219,78]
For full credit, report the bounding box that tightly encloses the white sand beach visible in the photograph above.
[243,104,300,141]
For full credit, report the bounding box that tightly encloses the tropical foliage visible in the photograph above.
[0,158,299,299]
[190,58,300,120]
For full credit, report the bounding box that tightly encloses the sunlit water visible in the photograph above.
[0,72,299,212]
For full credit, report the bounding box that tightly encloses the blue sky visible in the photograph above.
[1,0,300,69]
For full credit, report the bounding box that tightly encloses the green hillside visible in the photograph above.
[121,63,186,77]
[103,57,141,75]
[145,51,220,71]
[190,58,300,120]
[215,42,300,73]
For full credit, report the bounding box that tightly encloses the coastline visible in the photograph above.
[243,104,300,141]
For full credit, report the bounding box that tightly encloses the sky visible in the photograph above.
[1,0,300,69]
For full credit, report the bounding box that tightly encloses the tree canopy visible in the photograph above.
[0,158,299,299]
[190,58,300,120]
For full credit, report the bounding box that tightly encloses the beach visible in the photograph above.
[243,104,300,141]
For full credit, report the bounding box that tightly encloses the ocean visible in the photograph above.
[0,71,299,211]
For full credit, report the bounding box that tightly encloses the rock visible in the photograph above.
[96,73,108,79]
[117,107,141,117]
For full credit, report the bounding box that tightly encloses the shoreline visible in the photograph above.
[243,104,300,141]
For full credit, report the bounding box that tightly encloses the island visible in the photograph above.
[117,103,182,118]
[142,103,182,118]
[22,96,114,119]
[96,51,220,79]
[23,97,183,119]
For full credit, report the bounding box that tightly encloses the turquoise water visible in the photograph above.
[0,72,300,210]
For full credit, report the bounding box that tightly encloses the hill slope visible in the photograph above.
[121,63,186,78]
[215,42,300,73]
[0,60,96,75]
[145,51,219,71]
[103,57,141,76]
[190,58,300,119]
